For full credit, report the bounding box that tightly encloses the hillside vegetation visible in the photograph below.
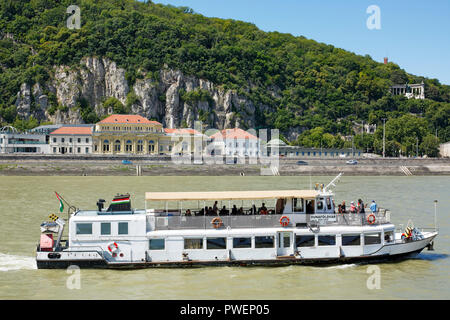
[0,0,449,156]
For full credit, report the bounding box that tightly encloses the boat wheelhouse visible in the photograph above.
[36,182,438,269]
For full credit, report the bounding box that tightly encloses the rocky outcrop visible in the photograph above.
[14,57,276,130]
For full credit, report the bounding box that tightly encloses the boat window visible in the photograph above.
[364,233,381,245]
[118,222,128,235]
[306,200,315,214]
[207,238,227,250]
[100,222,111,235]
[233,237,252,249]
[184,238,203,249]
[318,235,336,246]
[384,231,394,243]
[317,198,324,210]
[326,197,332,210]
[342,234,361,246]
[76,223,92,235]
[255,236,274,248]
[295,235,315,247]
[149,239,165,250]
[293,198,304,213]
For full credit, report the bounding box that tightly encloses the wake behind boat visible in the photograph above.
[36,175,438,269]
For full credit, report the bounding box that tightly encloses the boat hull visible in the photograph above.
[36,235,435,269]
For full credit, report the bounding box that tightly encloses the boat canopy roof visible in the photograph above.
[145,190,320,201]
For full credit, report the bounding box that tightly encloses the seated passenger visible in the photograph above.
[185,209,191,216]
[219,206,228,215]
[238,207,244,215]
[252,204,257,215]
[232,205,238,215]
[259,203,268,215]
[208,206,214,216]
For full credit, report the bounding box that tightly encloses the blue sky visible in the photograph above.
[152,0,450,85]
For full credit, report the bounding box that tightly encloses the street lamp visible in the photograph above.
[383,120,386,157]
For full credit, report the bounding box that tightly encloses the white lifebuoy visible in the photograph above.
[107,242,119,254]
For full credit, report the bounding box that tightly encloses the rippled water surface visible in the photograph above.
[0,175,448,299]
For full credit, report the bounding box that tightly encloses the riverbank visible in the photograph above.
[0,156,449,176]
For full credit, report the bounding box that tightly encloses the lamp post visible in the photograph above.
[382,118,386,158]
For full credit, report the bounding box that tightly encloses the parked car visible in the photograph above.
[296,160,308,165]
[346,159,358,165]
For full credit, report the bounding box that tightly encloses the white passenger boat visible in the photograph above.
[36,177,438,269]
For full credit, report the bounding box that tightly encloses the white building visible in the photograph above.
[209,128,260,157]
[390,82,425,100]
[440,142,450,158]
[49,125,93,155]
[0,126,49,154]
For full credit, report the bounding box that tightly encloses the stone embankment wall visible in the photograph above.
[0,155,449,176]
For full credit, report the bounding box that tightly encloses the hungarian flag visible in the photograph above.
[112,196,130,205]
[55,192,64,212]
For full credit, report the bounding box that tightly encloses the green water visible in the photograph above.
[0,176,448,299]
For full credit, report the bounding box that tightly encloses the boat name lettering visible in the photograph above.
[310,214,337,222]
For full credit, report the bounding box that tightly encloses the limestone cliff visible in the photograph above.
[14,57,274,130]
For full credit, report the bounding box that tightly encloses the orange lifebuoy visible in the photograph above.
[211,217,223,229]
[108,242,119,253]
[367,214,376,225]
[279,216,290,227]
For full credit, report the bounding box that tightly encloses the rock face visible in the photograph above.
[14,57,275,130]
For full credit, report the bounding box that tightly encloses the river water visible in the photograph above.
[0,175,448,300]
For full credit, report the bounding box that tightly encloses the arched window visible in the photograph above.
[103,140,110,152]
[114,140,121,152]
[137,140,143,152]
[149,140,155,153]
[126,140,133,153]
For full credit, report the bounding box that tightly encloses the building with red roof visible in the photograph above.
[49,125,94,154]
[209,128,260,157]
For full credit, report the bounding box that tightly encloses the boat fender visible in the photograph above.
[279,216,290,227]
[107,242,119,254]
[211,217,223,229]
[367,214,376,225]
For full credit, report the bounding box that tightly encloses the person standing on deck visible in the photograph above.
[350,201,357,213]
[370,200,378,213]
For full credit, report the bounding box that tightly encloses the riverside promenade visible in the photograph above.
[0,154,449,176]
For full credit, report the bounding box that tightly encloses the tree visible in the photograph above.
[420,134,440,157]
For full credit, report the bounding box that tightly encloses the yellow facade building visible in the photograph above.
[92,115,204,155]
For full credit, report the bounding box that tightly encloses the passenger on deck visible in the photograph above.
[252,204,257,215]
[208,207,214,216]
[341,201,346,213]
[357,199,365,214]
[238,207,244,215]
[259,203,268,215]
[370,200,378,213]
[213,201,218,214]
[199,207,204,216]
[185,209,191,216]
[350,201,357,213]
[232,205,238,215]
[219,206,228,215]
[337,204,343,213]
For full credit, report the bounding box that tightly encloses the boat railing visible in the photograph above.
[152,211,391,230]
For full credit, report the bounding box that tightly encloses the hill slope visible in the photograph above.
[0,0,449,156]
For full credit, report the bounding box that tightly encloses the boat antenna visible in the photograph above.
[434,200,438,231]
[324,172,343,193]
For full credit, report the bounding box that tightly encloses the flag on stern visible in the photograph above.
[55,192,64,212]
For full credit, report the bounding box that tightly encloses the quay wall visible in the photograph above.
[0,154,449,176]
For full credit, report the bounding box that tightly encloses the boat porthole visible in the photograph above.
[120,253,124,257]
